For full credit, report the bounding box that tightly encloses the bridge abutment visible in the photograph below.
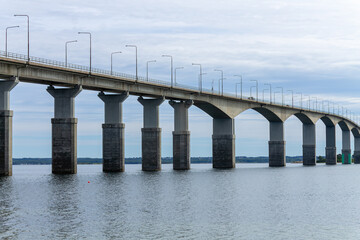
[212,118,235,168]
[99,92,128,172]
[138,97,164,171]
[303,123,316,165]
[0,78,18,176]
[342,130,351,164]
[169,100,192,170]
[47,85,82,174]
[325,125,336,165]
[269,121,286,167]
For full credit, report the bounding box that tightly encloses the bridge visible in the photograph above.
[0,50,359,175]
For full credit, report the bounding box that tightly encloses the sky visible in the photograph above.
[1,0,360,158]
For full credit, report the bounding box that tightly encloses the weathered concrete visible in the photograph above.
[169,100,193,170]
[325,125,337,165]
[342,130,351,164]
[354,137,360,164]
[269,121,286,167]
[47,85,82,174]
[0,78,18,176]
[98,92,128,172]
[138,97,164,171]
[303,123,316,165]
[212,118,235,168]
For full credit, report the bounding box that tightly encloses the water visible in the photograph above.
[1,163,360,240]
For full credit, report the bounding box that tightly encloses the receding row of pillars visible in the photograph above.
[0,82,360,176]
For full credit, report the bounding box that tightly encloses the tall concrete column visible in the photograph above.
[169,100,193,170]
[325,125,336,165]
[47,85,82,174]
[303,123,316,166]
[138,96,164,171]
[342,130,351,164]
[0,77,18,176]
[212,118,235,168]
[354,137,360,164]
[269,121,286,167]
[98,91,128,172]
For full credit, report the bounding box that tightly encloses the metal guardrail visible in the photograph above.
[0,50,358,125]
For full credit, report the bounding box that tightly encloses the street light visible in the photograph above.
[276,87,283,106]
[162,55,173,87]
[262,88,269,102]
[192,63,202,92]
[65,40,77,67]
[296,92,302,109]
[250,80,258,101]
[5,25,19,56]
[264,83,272,103]
[146,60,156,81]
[234,75,242,99]
[110,51,122,75]
[174,67,184,86]
[78,32,92,72]
[304,95,310,110]
[274,91,280,103]
[287,90,293,107]
[312,97,318,111]
[125,45,138,81]
[14,14,29,61]
[214,69,224,95]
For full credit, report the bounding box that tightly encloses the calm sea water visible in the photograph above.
[1,163,360,240]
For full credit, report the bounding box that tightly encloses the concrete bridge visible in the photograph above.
[0,50,359,175]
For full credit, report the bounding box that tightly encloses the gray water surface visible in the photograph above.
[1,163,360,240]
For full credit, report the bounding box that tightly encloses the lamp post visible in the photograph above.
[287,90,293,107]
[234,75,242,99]
[304,95,310,110]
[296,92,302,109]
[174,67,184,86]
[192,63,202,92]
[65,40,77,67]
[263,88,269,102]
[78,32,92,72]
[14,14,29,61]
[110,51,122,75]
[264,83,272,103]
[125,45,138,81]
[276,87,283,106]
[250,80,258,101]
[146,60,156,81]
[214,69,224,95]
[312,97,317,111]
[162,55,173,87]
[5,25,19,56]
[274,91,280,103]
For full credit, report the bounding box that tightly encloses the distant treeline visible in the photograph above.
[13,156,314,165]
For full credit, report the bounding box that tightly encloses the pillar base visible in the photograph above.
[52,118,77,174]
[142,128,161,171]
[0,110,13,176]
[303,145,316,166]
[103,123,125,172]
[173,131,190,170]
[325,147,337,165]
[342,149,352,164]
[354,151,360,164]
[269,141,286,167]
[212,135,235,169]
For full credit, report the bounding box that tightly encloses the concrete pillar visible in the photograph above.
[303,123,316,166]
[325,125,337,165]
[354,137,360,164]
[0,78,18,176]
[269,121,286,167]
[98,91,128,172]
[212,118,235,168]
[342,130,351,164]
[138,96,164,171]
[47,85,82,174]
[169,100,193,170]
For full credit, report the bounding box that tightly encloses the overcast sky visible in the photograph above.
[1,0,360,158]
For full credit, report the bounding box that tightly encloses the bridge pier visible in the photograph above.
[325,125,337,165]
[342,130,351,164]
[354,138,360,164]
[269,121,286,167]
[212,118,235,168]
[169,100,193,170]
[47,85,82,174]
[303,123,316,165]
[138,97,164,171]
[0,78,18,176]
[98,92,128,172]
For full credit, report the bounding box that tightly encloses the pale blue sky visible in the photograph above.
[1,0,360,158]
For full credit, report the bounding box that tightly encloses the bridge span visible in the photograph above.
[0,50,359,175]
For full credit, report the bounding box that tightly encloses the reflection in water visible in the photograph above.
[0,177,19,239]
